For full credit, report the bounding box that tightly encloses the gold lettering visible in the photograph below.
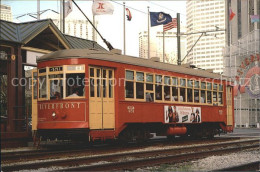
[71,103,75,108]
[48,104,50,109]
[77,102,80,108]
[44,104,47,109]
[52,104,55,109]
[60,103,63,109]
[65,103,69,108]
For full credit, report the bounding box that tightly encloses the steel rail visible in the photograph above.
[2,137,238,162]
[2,139,259,171]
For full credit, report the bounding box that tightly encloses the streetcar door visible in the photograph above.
[31,69,38,131]
[89,67,115,130]
[226,86,233,126]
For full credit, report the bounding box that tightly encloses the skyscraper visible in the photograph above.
[223,0,260,128]
[139,27,187,64]
[186,0,226,73]
[0,4,12,22]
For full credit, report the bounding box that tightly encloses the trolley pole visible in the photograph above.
[177,13,181,65]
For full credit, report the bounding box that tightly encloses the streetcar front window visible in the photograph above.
[66,73,85,98]
[39,76,47,98]
[49,74,63,100]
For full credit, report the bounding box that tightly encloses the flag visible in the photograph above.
[229,8,235,21]
[92,1,114,15]
[126,8,132,21]
[163,18,177,31]
[150,12,172,27]
[64,0,72,18]
[250,15,259,23]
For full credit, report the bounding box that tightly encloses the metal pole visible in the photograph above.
[148,6,150,59]
[63,0,65,33]
[163,31,165,63]
[177,13,181,65]
[37,0,40,20]
[123,2,126,55]
[60,0,63,32]
[71,0,114,50]
[92,0,96,41]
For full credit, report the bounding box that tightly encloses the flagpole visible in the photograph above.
[177,13,181,65]
[72,0,114,50]
[63,0,65,33]
[60,0,63,32]
[123,2,126,55]
[92,0,96,41]
[163,30,165,63]
[37,0,40,20]
[148,6,150,59]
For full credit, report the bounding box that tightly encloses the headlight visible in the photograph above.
[52,112,57,119]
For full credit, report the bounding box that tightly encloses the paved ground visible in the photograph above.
[219,128,260,138]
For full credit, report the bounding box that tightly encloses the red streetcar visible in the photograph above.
[32,49,234,142]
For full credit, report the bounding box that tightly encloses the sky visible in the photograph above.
[2,0,187,57]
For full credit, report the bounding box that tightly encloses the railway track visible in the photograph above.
[2,138,259,171]
[1,137,238,163]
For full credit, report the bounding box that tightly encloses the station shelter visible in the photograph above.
[0,19,105,147]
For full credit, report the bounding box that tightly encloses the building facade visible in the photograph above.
[139,28,187,65]
[223,0,260,127]
[47,14,96,41]
[0,4,12,22]
[186,0,226,73]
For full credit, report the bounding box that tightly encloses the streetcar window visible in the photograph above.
[201,82,206,89]
[125,81,134,98]
[180,79,186,87]
[90,78,94,97]
[146,74,153,82]
[194,89,200,103]
[66,73,85,98]
[172,77,178,86]
[219,84,223,91]
[109,80,113,98]
[155,85,162,100]
[218,92,223,104]
[90,68,94,77]
[126,70,134,80]
[136,82,144,99]
[50,79,63,99]
[207,91,212,104]
[164,86,170,101]
[146,74,153,91]
[109,70,113,78]
[146,83,153,91]
[180,87,186,102]
[33,72,37,99]
[194,81,200,89]
[172,87,178,101]
[187,80,193,88]
[39,76,47,98]
[103,79,107,98]
[156,75,162,83]
[97,79,101,97]
[201,90,206,103]
[164,76,170,85]
[213,91,217,102]
[207,83,212,90]
[49,74,63,99]
[213,84,218,91]
[187,88,193,102]
[136,72,144,82]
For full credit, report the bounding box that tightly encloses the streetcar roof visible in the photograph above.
[38,49,227,80]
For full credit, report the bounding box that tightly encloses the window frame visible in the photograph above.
[124,70,223,106]
[64,65,85,99]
